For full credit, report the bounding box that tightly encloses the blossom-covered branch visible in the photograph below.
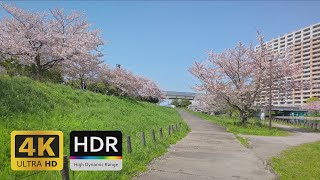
[189,34,302,122]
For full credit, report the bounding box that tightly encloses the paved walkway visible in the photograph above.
[138,110,274,180]
[242,123,320,162]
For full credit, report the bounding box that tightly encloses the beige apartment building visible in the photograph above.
[255,22,320,107]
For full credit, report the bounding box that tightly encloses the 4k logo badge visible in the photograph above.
[11,131,63,170]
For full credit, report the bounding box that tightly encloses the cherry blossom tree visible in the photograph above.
[189,34,302,123]
[0,3,104,79]
[304,101,320,112]
[107,67,142,97]
[101,66,163,101]
[190,93,232,115]
[189,94,217,113]
[63,56,102,85]
[138,76,164,101]
[303,97,320,116]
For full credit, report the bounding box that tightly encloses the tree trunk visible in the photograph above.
[227,110,232,117]
[35,54,42,80]
[239,111,248,124]
[80,77,84,89]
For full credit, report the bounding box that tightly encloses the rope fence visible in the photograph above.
[12,122,186,180]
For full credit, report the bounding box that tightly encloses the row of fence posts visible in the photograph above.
[58,122,183,180]
[273,118,320,130]
[126,122,182,154]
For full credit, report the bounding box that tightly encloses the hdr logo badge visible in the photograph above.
[11,131,63,170]
[70,131,122,171]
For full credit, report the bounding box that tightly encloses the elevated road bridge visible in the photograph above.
[163,91,198,100]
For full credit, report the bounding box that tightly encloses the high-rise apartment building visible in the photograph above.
[255,23,320,107]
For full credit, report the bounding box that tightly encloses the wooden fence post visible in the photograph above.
[172,125,174,132]
[61,155,69,180]
[176,124,178,130]
[168,125,171,135]
[126,135,132,153]
[141,132,146,147]
[151,129,156,142]
[159,128,163,138]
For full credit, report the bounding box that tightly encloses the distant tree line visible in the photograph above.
[171,99,191,107]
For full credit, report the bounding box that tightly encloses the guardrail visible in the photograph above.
[124,122,183,154]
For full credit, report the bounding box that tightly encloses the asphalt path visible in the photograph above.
[138,110,274,180]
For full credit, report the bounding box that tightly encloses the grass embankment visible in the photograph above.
[186,109,289,148]
[271,141,320,180]
[0,76,189,179]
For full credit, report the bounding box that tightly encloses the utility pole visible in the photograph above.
[268,55,273,130]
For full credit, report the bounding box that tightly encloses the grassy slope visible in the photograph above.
[187,109,289,136]
[271,141,320,180]
[0,76,189,180]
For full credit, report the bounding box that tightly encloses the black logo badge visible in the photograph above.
[69,131,122,171]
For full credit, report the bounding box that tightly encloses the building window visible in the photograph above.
[303,28,310,32]
[313,24,320,29]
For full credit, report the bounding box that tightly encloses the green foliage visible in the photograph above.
[40,68,64,83]
[87,81,108,94]
[308,113,320,117]
[138,96,160,103]
[0,58,63,83]
[0,58,27,76]
[171,99,191,107]
[187,109,289,136]
[180,99,191,107]
[0,76,189,179]
[271,141,320,180]
[171,99,180,106]
[306,96,320,103]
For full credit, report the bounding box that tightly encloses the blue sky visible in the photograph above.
[1,1,320,92]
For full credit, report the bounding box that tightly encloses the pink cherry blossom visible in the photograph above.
[189,33,303,122]
[103,66,163,100]
[303,101,320,112]
[0,3,104,79]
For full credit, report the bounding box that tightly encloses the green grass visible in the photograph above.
[0,76,189,180]
[271,141,320,180]
[187,109,289,136]
[235,135,251,148]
